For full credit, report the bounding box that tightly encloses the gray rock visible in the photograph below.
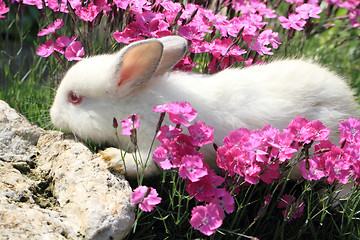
[0,100,135,240]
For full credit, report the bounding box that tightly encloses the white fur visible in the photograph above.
[50,36,359,178]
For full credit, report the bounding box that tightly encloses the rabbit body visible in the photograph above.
[50,36,359,177]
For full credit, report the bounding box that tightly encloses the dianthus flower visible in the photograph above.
[278,14,306,31]
[186,170,224,202]
[339,117,360,145]
[37,19,64,36]
[179,155,208,182]
[153,101,197,127]
[187,121,214,147]
[190,203,223,236]
[64,41,84,61]
[36,40,55,57]
[0,0,9,18]
[75,3,100,22]
[120,114,140,136]
[131,186,162,212]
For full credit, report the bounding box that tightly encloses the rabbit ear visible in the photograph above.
[108,39,164,97]
[153,36,188,76]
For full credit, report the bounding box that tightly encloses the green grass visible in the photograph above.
[1,2,360,240]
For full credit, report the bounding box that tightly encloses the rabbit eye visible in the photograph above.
[68,91,83,105]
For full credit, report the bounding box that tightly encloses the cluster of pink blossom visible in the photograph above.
[217,116,330,185]
[36,19,84,62]
[299,117,360,185]
[152,101,234,236]
[114,102,360,235]
[3,0,359,72]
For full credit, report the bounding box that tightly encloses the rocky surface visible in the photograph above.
[0,100,135,240]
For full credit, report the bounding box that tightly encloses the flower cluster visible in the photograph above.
[125,101,360,236]
[299,117,360,185]
[4,0,359,72]
[36,19,84,62]
[153,101,234,236]
[216,116,330,185]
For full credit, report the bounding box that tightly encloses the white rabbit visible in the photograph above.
[50,36,359,179]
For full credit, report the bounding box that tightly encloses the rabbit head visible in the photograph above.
[50,36,188,147]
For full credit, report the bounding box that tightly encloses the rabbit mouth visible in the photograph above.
[50,106,71,132]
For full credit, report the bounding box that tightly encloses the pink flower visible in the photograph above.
[131,186,162,212]
[299,157,326,181]
[54,35,78,54]
[277,194,305,221]
[339,117,360,145]
[260,162,280,184]
[179,155,208,182]
[120,114,140,136]
[95,0,112,12]
[268,132,297,162]
[75,3,100,22]
[47,0,68,12]
[295,3,322,20]
[37,19,64,36]
[278,14,307,31]
[153,144,177,170]
[113,27,146,44]
[186,170,224,202]
[0,0,9,18]
[14,0,43,9]
[156,125,182,145]
[154,101,197,127]
[349,9,360,28]
[212,189,235,214]
[64,41,85,61]
[187,121,214,147]
[299,120,331,144]
[173,56,197,72]
[323,144,352,184]
[68,0,82,10]
[178,24,206,41]
[36,40,55,57]
[190,203,223,236]
[282,0,304,4]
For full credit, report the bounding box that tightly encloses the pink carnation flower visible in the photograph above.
[37,19,64,36]
[211,188,235,215]
[156,125,182,145]
[299,157,326,181]
[179,155,208,182]
[186,170,224,202]
[339,117,360,145]
[278,14,307,31]
[120,114,140,136]
[36,40,55,57]
[187,121,214,147]
[190,203,223,236]
[154,101,197,127]
[0,0,9,18]
[75,3,100,22]
[131,186,162,212]
[295,3,322,20]
[64,41,84,61]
